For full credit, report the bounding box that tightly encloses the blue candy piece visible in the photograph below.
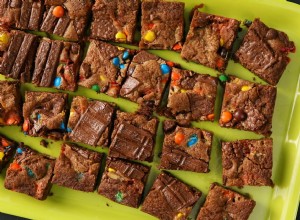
[67,127,72,133]
[122,51,130,60]
[120,64,125,69]
[16,148,23,154]
[60,122,66,130]
[187,134,198,147]
[23,132,28,136]
[160,64,171,75]
[37,114,41,120]
[112,57,120,66]
[25,167,35,178]
[53,76,62,87]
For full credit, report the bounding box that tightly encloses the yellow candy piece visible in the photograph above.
[143,30,156,42]
[180,89,187,93]
[176,213,184,219]
[100,75,107,82]
[220,38,224,46]
[117,46,125,51]
[108,168,116,173]
[0,152,4,160]
[241,85,251,91]
[0,32,10,45]
[115,31,126,42]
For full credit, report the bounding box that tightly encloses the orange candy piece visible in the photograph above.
[207,114,215,121]
[148,23,155,29]
[6,113,21,125]
[171,72,181,81]
[220,111,232,123]
[173,43,182,51]
[10,162,21,170]
[1,139,10,147]
[53,6,65,18]
[166,61,175,67]
[23,119,30,132]
[216,58,225,69]
[174,132,185,144]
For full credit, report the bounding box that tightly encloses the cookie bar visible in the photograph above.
[4,144,55,200]
[120,50,171,108]
[22,91,68,140]
[235,19,295,85]
[222,138,273,187]
[67,96,115,147]
[79,40,133,97]
[108,111,158,162]
[90,0,139,43]
[166,68,218,122]
[197,183,256,220]
[181,10,240,72]
[52,143,102,192]
[219,77,276,136]
[139,1,185,50]
[160,120,213,173]
[0,81,22,126]
[98,157,150,208]
[141,172,201,220]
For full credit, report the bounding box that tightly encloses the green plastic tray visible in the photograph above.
[1,0,300,219]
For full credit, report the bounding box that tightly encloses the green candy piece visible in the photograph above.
[115,191,123,203]
[91,84,100,92]
[219,74,228,82]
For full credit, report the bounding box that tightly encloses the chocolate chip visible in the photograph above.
[243,19,252,27]
[266,29,278,40]
[220,48,228,59]
[233,109,247,122]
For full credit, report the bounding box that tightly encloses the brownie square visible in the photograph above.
[139,1,185,50]
[141,172,201,220]
[0,26,39,82]
[79,40,134,97]
[0,134,17,173]
[181,11,240,72]
[108,111,158,162]
[235,19,295,85]
[197,183,256,220]
[160,120,213,173]
[98,157,150,208]
[222,138,273,187]
[166,68,218,122]
[22,91,68,140]
[0,81,22,126]
[67,96,115,147]
[4,144,55,200]
[0,0,44,31]
[52,143,102,192]
[219,77,276,136]
[90,0,139,43]
[32,38,81,91]
[40,0,92,41]
[120,50,171,107]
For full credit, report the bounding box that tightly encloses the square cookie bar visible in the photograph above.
[197,183,256,220]
[68,96,115,147]
[166,68,218,122]
[40,0,92,41]
[0,81,22,126]
[219,77,276,136]
[160,120,213,173]
[141,172,201,220]
[22,91,68,140]
[79,40,134,97]
[222,138,273,187]
[0,0,44,30]
[98,157,150,208]
[52,143,102,192]
[4,145,55,200]
[181,10,240,72]
[32,38,81,91]
[109,111,158,162]
[0,26,39,82]
[0,134,17,173]
[120,50,171,107]
[139,1,184,50]
[90,0,139,43]
[235,19,295,85]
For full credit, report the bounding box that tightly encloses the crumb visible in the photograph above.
[49,192,54,196]
[106,203,110,207]
[253,77,256,81]
[40,139,49,148]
